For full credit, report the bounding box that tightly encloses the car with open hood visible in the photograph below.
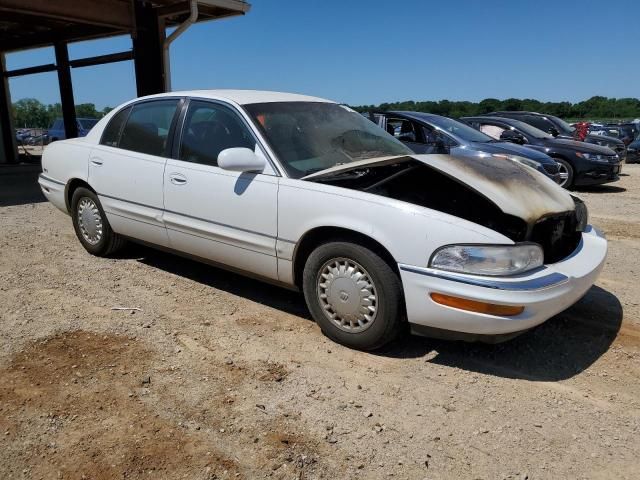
[463,116,622,189]
[364,111,561,183]
[38,90,607,350]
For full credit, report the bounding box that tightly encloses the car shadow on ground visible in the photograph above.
[575,185,626,194]
[129,244,621,383]
[380,285,622,382]
[129,243,311,319]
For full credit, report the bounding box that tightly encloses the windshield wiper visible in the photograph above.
[308,168,371,183]
[303,167,328,176]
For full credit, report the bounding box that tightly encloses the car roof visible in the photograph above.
[489,111,544,116]
[463,116,515,123]
[130,89,334,106]
[387,111,441,121]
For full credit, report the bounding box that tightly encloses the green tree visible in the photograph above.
[12,98,49,128]
[76,103,99,118]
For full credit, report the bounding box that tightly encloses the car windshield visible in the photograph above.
[548,115,575,135]
[509,119,553,139]
[79,119,99,130]
[244,102,412,178]
[426,115,495,143]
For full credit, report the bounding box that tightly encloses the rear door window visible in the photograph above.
[386,118,418,142]
[524,115,554,133]
[119,99,180,156]
[479,123,507,139]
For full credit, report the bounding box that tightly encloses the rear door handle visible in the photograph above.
[90,158,103,166]
[169,173,187,185]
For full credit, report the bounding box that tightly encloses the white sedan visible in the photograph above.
[38,90,607,350]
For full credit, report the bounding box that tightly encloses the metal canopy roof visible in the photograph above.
[0,0,251,52]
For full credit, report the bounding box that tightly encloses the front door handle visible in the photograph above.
[169,173,187,185]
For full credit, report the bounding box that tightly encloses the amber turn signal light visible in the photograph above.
[430,293,524,316]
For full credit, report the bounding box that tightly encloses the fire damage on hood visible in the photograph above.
[304,155,588,263]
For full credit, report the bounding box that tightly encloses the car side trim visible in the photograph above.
[398,264,568,291]
[97,192,277,240]
[39,174,65,186]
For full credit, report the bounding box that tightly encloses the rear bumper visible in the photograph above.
[399,226,607,338]
[38,174,68,214]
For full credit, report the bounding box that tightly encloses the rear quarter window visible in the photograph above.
[100,107,132,148]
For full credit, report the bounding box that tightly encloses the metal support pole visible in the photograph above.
[0,53,18,164]
[162,0,198,91]
[54,42,78,139]
[133,0,166,97]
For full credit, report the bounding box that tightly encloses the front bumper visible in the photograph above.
[576,162,622,186]
[399,226,607,338]
[626,149,640,164]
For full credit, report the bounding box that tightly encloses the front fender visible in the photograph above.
[277,179,511,269]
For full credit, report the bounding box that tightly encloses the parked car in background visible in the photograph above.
[48,117,100,142]
[626,138,640,163]
[38,90,606,350]
[603,123,637,145]
[15,129,33,144]
[366,111,561,182]
[463,116,622,188]
[485,111,627,161]
[27,133,50,146]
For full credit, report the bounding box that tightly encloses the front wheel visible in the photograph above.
[555,158,574,189]
[302,241,404,350]
[71,187,126,256]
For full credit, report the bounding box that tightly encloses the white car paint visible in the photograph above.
[38,90,607,341]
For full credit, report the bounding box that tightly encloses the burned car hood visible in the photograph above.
[303,154,575,224]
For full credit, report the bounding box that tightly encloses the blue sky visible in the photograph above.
[6,0,639,110]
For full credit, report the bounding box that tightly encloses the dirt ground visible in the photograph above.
[1,165,639,480]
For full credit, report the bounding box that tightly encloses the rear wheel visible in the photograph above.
[302,241,404,350]
[71,187,125,256]
[555,158,574,189]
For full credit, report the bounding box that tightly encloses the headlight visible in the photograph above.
[571,195,588,232]
[491,153,541,170]
[576,152,610,163]
[429,243,544,276]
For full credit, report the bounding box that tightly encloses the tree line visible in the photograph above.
[11,98,113,129]
[352,96,640,121]
[12,95,640,129]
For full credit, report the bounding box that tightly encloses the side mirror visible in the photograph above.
[500,130,527,145]
[218,147,266,173]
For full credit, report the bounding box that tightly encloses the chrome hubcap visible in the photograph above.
[77,197,103,245]
[317,258,378,333]
[557,163,569,186]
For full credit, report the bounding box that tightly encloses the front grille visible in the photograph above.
[530,212,582,263]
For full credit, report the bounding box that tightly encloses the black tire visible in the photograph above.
[71,187,126,256]
[302,241,404,351]
[554,158,574,189]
